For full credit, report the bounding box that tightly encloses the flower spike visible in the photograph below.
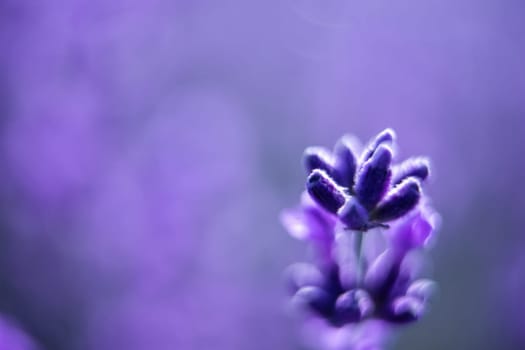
[281,129,440,345]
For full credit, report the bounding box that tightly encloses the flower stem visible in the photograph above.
[354,230,364,286]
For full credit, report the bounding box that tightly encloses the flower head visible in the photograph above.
[303,129,430,231]
[282,129,440,349]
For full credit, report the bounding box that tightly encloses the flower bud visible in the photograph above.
[333,135,358,188]
[338,197,369,231]
[372,178,421,222]
[293,286,333,318]
[284,263,324,294]
[307,170,346,214]
[392,157,430,185]
[335,289,374,324]
[355,145,393,210]
[361,128,396,162]
[303,146,333,175]
[406,279,437,301]
[388,295,425,323]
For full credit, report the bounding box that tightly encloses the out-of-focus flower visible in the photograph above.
[287,207,438,326]
[301,319,392,350]
[281,191,337,266]
[282,129,440,349]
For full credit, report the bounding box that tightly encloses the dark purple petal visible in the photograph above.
[303,146,333,175]
[293,286,334,318]
[334,289,374,324]
[406,279,437,302]
[355,145,393,210]
[338,197,369,231]
[392,157,430,185]
[306,170,346,214]
[333,135,358,188]
[361,128,396,162]
[388,295,425,323]
[372,178,421,222]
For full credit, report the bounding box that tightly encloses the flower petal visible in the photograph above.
[384,204,439,252]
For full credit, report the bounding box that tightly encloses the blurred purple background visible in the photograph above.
[0,0,524,349]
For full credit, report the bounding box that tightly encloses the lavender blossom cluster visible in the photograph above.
[281,129,440,348]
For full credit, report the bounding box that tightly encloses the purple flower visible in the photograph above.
[282,129,441,348]
[304,129,429,231]
[287,207,439,326]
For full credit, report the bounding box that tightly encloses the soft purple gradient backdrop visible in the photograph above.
[0,0,524,349]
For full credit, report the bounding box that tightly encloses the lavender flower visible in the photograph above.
[282,129,441,349]
[304,129,428,231]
